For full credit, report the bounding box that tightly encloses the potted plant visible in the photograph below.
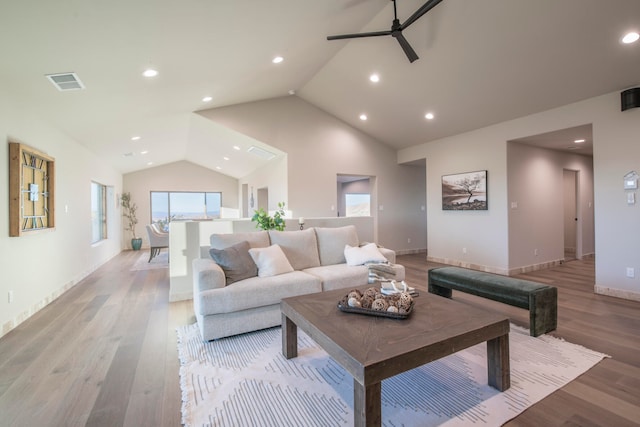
[121,192,142,250]
[251,202,286,231]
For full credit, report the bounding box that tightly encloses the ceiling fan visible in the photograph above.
[327,0,443,63]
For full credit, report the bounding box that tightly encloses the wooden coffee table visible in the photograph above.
[281,287,510,427]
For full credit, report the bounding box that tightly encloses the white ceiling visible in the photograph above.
[1,0,638,177]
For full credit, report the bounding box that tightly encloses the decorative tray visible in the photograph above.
[337,296,414,320]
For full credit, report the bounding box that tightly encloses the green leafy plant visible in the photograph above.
[251,202,286,231]
[120,192,139,239]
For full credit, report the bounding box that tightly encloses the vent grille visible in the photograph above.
[247,146,276,160]
[46,72,85,91]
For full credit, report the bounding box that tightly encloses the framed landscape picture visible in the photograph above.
[442,170,487,210]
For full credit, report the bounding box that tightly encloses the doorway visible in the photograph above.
[563,169,578,261]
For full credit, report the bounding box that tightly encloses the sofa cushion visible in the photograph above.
[197,271,322,315]
[303,264,369,292]
[210,231,270,250]
[209,241,257,285]
[314,225,359,266]
[268,229,320,270]
[344,243,388,266]
[248,244,294,277]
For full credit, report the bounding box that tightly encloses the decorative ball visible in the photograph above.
[361,296,374,309]
[387,306,399,313]
[399,292,413,305]
[348,297,361,308]
[398,292,413,314]
[371,298,389,311]
[348,290,362,300]
[364,287,378,298]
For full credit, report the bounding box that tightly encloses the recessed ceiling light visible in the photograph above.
[131,136,141,141]
[233,145,240,151]
[288,89,296,95]
[223,156,229,161]
[216,166,222,170]
[272,56,284,64]
[622,32,639,44]
[147,161,154,166]
[140,150,149,155]
[142,69,158,78]
[574,139,585,143]
[369,73,380,83]
[425,112,435,120]
[359,114,368,121]
[202,96,213,102]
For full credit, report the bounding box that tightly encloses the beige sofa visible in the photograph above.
[192,225,404,341]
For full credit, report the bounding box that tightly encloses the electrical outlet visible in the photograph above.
[626,267,635,278]
[8,291,14,303]
[462,247,467,254]
[534,249,539,256]
[407,238,411,243]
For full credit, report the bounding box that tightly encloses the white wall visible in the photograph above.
[399,90,640,300]
[0,93,122,337]
[198,96,427,253]
[122,160,239,249]
[507,142,594,271]
[239,155,288,217]
[400,129,510,272]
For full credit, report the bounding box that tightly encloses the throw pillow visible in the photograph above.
[268,228,321,270]
[344,242,388,266]
[248,244,294,278]
[314,225,359,266]
[209,241,257,285]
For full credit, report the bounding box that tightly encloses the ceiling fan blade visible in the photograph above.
[400,0,443,30]
[392,31,419,63]
[327,30,392,41]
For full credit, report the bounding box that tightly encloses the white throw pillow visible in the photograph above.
[344,243,388,266]
[248,244,294,277]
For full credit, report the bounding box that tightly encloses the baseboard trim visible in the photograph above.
[0,253,119,339]
[425,256,569,277]
[395,248,427,256]
[507,259,565,276]
[426,256,509,276]
[169,291,193,302]
[594,286,640,302]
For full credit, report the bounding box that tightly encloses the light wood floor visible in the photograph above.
[0,251,638,426]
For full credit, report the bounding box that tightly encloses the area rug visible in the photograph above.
[130,250,169,271]
[176,323,608,427]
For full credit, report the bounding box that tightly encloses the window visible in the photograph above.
[151,191,222,230]
[345,193,371,217]
[91,181,107,243]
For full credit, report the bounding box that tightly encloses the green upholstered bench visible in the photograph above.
[428,266,557,337]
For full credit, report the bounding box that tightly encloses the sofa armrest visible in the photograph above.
[192,258,226,294]
[378,247,396,264]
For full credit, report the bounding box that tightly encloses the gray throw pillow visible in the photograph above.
[209,240,257,285]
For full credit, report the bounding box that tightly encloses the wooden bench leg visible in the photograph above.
[529,287,558,337]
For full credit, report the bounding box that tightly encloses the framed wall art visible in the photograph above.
[8,142,56,236]
[442,170,487,210]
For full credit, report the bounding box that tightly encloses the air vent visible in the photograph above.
[46,72,85,91]
[247,146,276,160]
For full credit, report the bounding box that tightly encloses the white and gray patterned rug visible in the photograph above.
[177,323,608,427]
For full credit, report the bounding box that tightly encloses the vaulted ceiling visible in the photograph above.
[1,0,638,177]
